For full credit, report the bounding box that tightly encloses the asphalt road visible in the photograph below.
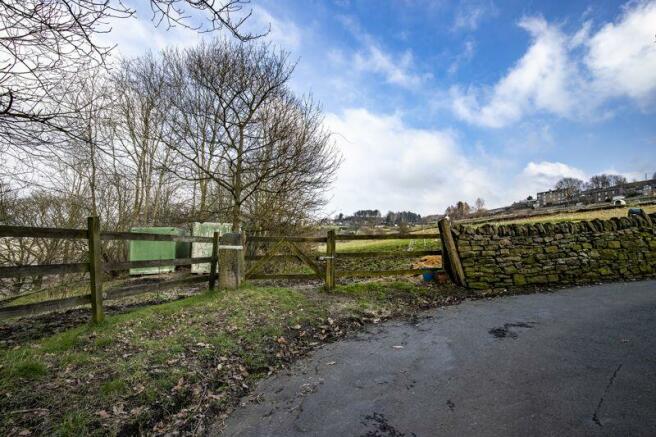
[220,281,656,436]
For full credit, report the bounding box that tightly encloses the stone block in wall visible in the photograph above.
[513,274,526,286]
[527,275,548,284]
[545,245,559,254]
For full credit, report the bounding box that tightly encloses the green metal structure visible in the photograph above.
[129,227,186,275]
[191,222,232,273]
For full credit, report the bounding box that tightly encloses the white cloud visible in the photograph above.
[98,14,203,60]
[508,161,584,201]
[338,15,426,89]
[98,5,301,61]
[451,1,656,128]
[451,16,579,127]
[247,6,302,50]
[452,0,497,31]
[353,44,424,88]
[448,39,476,75]
[324,108,499,215]
[585,0,656,104]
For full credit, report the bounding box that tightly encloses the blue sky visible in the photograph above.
[104,0,656,216]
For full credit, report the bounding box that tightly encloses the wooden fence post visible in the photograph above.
[438,218,467,287]
[219,233,243,289]
[87,216,104,323]
[208,232,219,292]
[325,229,336,290]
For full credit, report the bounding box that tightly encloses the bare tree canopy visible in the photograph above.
[0,0,264,147]
[587,174,627,190]
[553,177,584,202]
[157,39,341,231]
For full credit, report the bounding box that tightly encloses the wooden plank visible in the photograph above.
[337,268,444,278]
[246,273,320,280]
[245,254,307,261]
[244,238,288,277]
[105,275,209,300]
[87,217,104,323]
[0,225,87,239]
[289,241,322,276]
[326,230,336,290]
[244,250,442,261]
[0,294,91,320]
[0,262,89,278]
[335,250,442,258]
[208,232,219,292]
[438,218,467,287]
[101,231,212,243]
[103,257,213,272]
[247,236,327,243]
[335,233,440,241]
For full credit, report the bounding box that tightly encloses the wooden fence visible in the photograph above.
[245,229,447,289]
[0,217,239,322]
[0,218,466,321]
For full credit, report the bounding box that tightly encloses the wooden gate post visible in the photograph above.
[208,231,219,292]
[438,218,467,287]
[218,232,243,289]
[87,216,104,323]
[325,230,336,290]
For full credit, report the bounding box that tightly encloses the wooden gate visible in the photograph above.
[245,230,449,290]
[245,235,326,281]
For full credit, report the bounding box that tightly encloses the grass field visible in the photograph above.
[331,237,440,253]
[474,205,656,227]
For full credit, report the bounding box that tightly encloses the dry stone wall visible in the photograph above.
[452,213,656,290]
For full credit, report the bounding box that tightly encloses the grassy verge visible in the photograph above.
[0,280,461,436]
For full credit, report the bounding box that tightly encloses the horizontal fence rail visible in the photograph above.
[245,231,445,288]
[245,249,442,262]
[101,231,213,243]
[247,235,328,243]
[0,219,243,322]
[0,225,88,239]
[334,233,440,240]
[0,262,90,278]
[337,268,442,278]
[105,275,210,301]
[103,257,213,272]
[0,294,92,319]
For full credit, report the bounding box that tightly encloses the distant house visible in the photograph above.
[537,178,656,207]
[536,189,569,207]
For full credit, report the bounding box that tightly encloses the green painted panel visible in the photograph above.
[191,222,232,273]
[129,227,184,275]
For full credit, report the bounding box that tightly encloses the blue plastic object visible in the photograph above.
[422,271,435,282]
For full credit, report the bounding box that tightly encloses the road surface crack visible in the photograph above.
[592,363,623,427]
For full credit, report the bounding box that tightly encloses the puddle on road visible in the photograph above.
[488,322,536,339]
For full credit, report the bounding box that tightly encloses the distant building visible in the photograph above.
[536,189,569,207]
[536,178,656,207]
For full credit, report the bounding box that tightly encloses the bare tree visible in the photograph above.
[444,201,471,219]
[608,174,627,186]
[587,174,627,189]
[0,0,265,150]
[160,40,341,231]
[587,174,612,190]
[554,177,584,201]
[112,54,181,226]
